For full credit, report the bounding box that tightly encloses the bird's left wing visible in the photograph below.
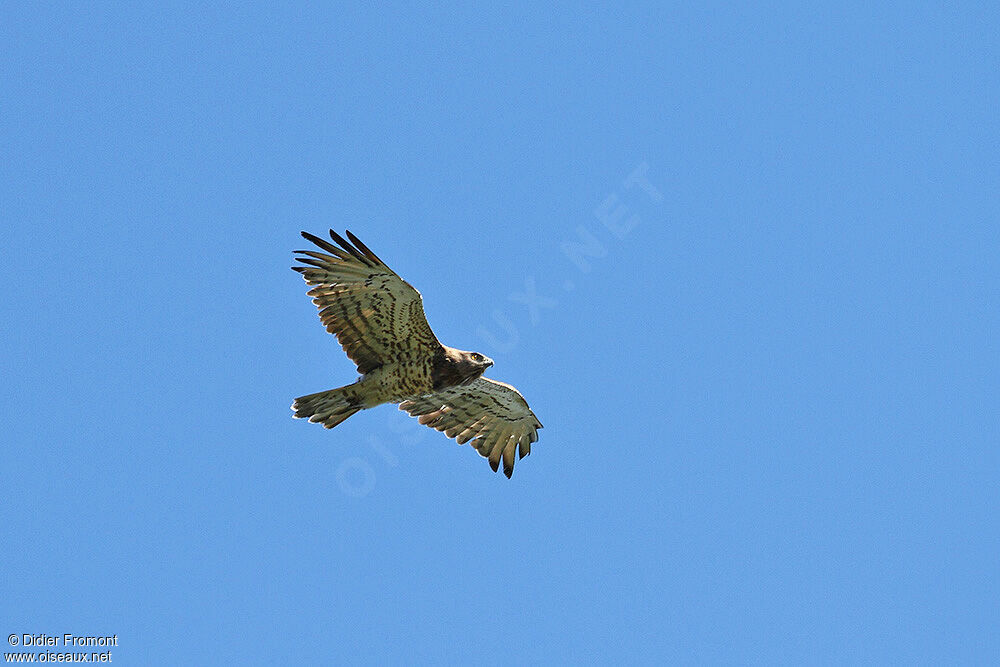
[399,377,543,478]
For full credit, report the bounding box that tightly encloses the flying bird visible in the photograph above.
[291,230,542,478]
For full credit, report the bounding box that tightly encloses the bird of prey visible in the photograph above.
[291,230,542,478]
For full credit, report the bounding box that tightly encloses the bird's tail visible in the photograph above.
[292,385,363,429]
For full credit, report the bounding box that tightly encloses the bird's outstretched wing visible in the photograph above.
[399,377,543,478]
[293,230,441,373]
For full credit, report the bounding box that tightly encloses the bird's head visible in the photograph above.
[471,351,494,370]
[456,350,493,384]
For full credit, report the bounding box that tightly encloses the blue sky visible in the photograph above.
[2,2,998,664]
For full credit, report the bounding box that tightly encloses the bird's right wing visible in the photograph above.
[399,377,543,478]
[292,230,441,373]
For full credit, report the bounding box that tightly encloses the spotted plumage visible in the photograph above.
[291,230,542,478]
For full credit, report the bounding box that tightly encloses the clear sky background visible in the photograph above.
[2,3,998,664]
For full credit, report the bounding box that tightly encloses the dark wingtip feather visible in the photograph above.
[328,229,372,265]
[301,231,342,256]
[344,229,387,267]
